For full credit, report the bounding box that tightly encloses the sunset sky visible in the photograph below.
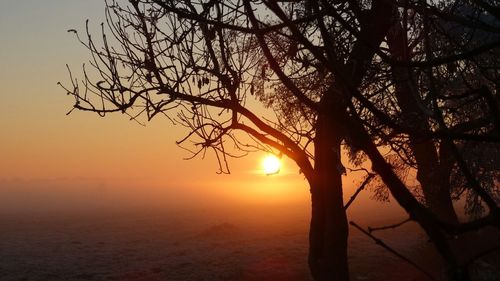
[0,0,325,213]
[3,3,483,281]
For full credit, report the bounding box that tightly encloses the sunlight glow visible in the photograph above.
[262,155,281,175]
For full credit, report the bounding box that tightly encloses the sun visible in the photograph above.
[262,154,281,175]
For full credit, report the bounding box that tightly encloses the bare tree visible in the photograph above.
[61,1,500,280]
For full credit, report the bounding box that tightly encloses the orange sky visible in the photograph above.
[0,1,380,215]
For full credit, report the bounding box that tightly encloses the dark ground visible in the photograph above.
[0,204,499,281]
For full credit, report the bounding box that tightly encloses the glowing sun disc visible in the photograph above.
[262,155,281,175]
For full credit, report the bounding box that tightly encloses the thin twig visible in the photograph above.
[368,217,412,233]
[350,221,437,281]
[344,173,375,210]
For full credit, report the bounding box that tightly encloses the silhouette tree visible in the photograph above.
[61,1,500,280]
[361,0,500,224]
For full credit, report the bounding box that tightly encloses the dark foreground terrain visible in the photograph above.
[0,202,499,281]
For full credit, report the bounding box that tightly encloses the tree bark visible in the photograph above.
[308,114,349,281]
[387,22,459,224]
[418,159,458,224]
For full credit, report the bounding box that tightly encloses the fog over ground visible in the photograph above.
[0,175,402,220]
[0,178,435,281]
[1,178,499,281]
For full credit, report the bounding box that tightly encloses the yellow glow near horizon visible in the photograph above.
[262,155,281,175]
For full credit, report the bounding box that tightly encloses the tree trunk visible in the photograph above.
[308,114,349,281]
[387,22,458,224]
[417,159,458,224]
